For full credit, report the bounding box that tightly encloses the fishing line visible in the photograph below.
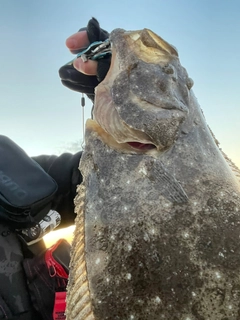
[81,93,85,149]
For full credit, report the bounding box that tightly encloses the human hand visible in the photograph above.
[59,18,110,102]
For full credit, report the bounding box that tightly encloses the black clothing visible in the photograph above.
[32,151,82,228]
[0,224,42,320]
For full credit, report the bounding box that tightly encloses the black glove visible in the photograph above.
[59,18,111,102]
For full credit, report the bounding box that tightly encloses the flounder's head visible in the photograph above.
[92,28,194,154]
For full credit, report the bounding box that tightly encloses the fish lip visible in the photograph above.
[127,141,157,151]
[85,119,159,155]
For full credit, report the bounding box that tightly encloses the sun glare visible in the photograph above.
[44,225,75,248]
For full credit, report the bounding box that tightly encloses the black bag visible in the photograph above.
[0,135,58,229]
[23,239,70,320]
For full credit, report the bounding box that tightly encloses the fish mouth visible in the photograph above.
[92,82,170,154]
[85,119,158,155]
[127,141,156,151]
[92,87,160,154]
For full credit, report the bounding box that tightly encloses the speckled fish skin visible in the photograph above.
[66,28,240,320]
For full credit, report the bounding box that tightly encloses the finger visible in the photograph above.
[97,56,111,82]
[66,30,90,54]
[59,65,99,87]
[87,17,109,43]
[61,80,95,95]
[73,58,98,76]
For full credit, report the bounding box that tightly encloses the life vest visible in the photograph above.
[0,224,41,319]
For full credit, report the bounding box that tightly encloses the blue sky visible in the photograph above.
[0,0,239,167]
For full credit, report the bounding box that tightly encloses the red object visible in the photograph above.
[53,291,67,320]
[45,240,69,320]
[45,240,69,278]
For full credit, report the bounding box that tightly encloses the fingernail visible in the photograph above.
[66,38,77,48]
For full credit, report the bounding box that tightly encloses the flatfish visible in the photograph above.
[66,28,240,320]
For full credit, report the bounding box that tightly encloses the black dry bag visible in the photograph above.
[0,135,58,229]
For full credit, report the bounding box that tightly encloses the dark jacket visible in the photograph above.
[32,151,82,228]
